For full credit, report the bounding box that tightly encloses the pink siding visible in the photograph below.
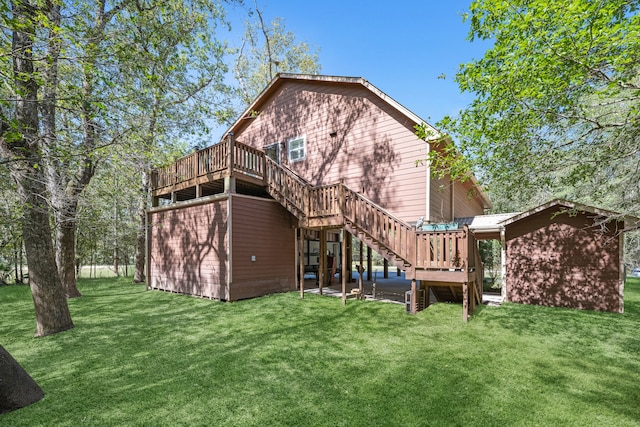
[234,81,429,222]
[148,200,229,300]
[505,208,623,312]
[229,195,297,300]
[453,179,485,218]
[428,175,484,223]
[430,174,452,222]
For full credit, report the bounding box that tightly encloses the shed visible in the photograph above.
[501,199,631,313]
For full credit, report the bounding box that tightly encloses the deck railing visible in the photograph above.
[415,226,472,272]
[151,138,266,191]
[308,184,341,217]
[264,156,309,218]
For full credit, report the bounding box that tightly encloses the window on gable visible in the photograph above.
[288,136,306,162]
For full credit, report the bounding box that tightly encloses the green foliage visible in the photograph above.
[2,279,640,425]
[434,0,640,218]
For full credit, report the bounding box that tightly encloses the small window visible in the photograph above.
[288,136,306,162]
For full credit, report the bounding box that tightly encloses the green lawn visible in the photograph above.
[2,278,640,426]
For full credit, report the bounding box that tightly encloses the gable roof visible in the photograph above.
[501,198,638,229]
[227,73,440,139]
[225,73,491,209]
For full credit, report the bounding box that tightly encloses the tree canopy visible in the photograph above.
[423,0,640,221]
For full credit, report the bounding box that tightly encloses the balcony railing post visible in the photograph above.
[339,179,345,218]
[227,132,235,175]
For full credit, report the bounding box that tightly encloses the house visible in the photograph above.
[147,74,490,319]
[500,199,631,313]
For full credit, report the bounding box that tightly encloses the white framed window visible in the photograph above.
[288,136,306,162]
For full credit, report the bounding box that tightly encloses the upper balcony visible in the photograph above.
[150,137,267,203]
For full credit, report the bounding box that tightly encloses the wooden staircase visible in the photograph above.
[265,156,414,271]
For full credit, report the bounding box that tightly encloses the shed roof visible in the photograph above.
[225,73,492,210]
[457,212,520,232]
[501,199,638,229]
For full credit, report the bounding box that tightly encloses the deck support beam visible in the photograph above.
[319,229,327,295]
[299,228,305,298]
[410,279,417,314]
[224,176,236,194]
[342,229,347,305]
[463,282,469,322]
[366,245,372,281]
[358,238,364,295]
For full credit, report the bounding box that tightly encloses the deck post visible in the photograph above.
[463,282,469,322]
[227,132,235,173]
[383,259,388,278]
[410,279,417,314]
[346,228,353,283]
[425,284,431,308]
[470,277,476,315]
[299,228,305,298]
[342,229,347,305]
[319,229,326,295]
[358,237,364,295]
[366,245,372,281]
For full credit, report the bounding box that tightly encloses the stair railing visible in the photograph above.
[264,156,309,219]
[341,185,415,266]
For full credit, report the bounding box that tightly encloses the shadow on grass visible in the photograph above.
[2,277,640,426]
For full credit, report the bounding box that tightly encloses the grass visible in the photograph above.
[2,278,640,426]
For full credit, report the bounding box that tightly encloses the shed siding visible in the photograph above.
[505,208,622,312]
[148,200,229,300]
[235,81,428,222]
[229,195,297,300]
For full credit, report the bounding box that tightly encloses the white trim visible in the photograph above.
[287,135,306,163]
[425,142,431,222]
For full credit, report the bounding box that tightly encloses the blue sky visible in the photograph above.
[225,0,491,129]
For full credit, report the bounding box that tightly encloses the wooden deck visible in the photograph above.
[150,136,483,319]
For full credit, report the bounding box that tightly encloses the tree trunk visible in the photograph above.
[5,0,74,337]
[133,170,149,283]
[20,169,74,337]
[56,215,82,298]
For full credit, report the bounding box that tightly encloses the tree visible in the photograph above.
[234,1,321,108]
[1,0,236,335]
[422,0,640,223]
[113,0,234,283]
[1,0,74,336]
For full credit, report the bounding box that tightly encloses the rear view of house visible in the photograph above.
[147,74,490,318]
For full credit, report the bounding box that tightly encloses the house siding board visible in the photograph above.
[429,174,452,222]
[235,80,428,222]
[453,180,485,218]
[229,195,296,300]
[148,200,229,300]
[505,208,622,312]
